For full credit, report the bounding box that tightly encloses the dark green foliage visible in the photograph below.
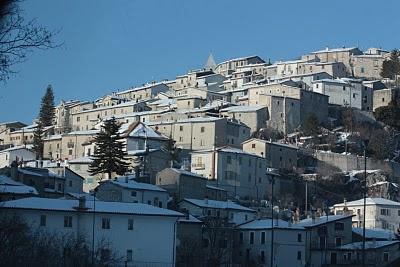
[303,113,320,136]
[32,122,44,160]
[89,117,130,179]
[164,136,180,165]
[381,49,400,79]
[39,85,55,127]
[375,99,400,130]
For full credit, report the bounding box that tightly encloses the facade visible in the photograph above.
[0,121,26,147]
[95,177,169,208]
[373,88,400,111]
[235,219,306,267]
[190,147,271,199]
[333,197,400,231]
[312,78,373,111]
[351,54,385,80]
[220,105,268,133]
[0,146,36,168]
[147,117,251,153]
[0,197,183,266]
[242,138,298,171]
[156,168,207,202]
[214,56,265,77]
[178,198,256,225]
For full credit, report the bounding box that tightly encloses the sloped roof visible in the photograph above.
[334,198,400,207]
[102,177,167,192]
[120,122,168,140]
[183,198,255,212]
[0,175,38,195]
[295,215,353,227]
[1,197,183,217]
[238,219,304,230]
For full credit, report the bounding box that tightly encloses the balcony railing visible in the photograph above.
[192,163,205,170]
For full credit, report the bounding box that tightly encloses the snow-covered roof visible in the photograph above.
[117,81,167,95]
[0,175,38,195]
[65,129,100,136]
[206,185,227,191]
[18,169,44,177]
[104,178,167,192]
[191,146,260,157]
[119,122,168,140]
[238,219,304,230]
[338,240,399,250]
[170,168,206,179]
[68,156,92,164]
[178,214,202,223]
[183,198,255,212]
[220,105,265,113]
[311,47,359,54]
[1,197,183,217]
[147,116,222,125]
[66,192,98,201]
[312,78,348,85]
[242,138,299,150]
[295,215,353,227]
[43,134,62,141]
[352,227,396,240]
[334,198,400,207]
[0,145,34,153]
[216,55,264,67]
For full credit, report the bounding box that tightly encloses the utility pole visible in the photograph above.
[362,140,368,267]
[305,181,308,218]
[270,176,275,267]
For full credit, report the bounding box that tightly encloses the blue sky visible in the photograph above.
[1,0,399,124]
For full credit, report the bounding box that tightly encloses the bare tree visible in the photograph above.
[0,0,59,81]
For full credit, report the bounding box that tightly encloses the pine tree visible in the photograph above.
[89,117,130,179]
[381,49,400,80]
[32,122,44,160]
[39,85,55,127]
[164,136,180,167]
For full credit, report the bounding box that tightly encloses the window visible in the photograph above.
[77,117,80,122]
[361,67,365,73]
[260,250,265,263]
[239,232,244,244]
[398,210,400,216]
[179,126,183,131]
[250,232,254,244]
[126,250,133,262]
[40,215,46,226]
[69,149,73,155]
[343,86,346,91]
[261,232,266,244]
[297,233,302,242]
[64,216,72,228]
[380,209,389,216]
[227,156,231,164]
[297,251,302,260]
[201,127,205,133]
[383,252,389,262]
[102,218,110,229]
[69,180,72,187]
[335,222,344,231]
[382,97,385,102]
[131,191,137,197]
[252,144,256,148]
[128,219,134,230]
[335,237,342,246]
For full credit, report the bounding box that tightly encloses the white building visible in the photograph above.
[95,176,169,208]
[333,197,400,231]
[0,145,36,168]
[0,197,183,266]
[178,198,256,225]
[236,219,306,267]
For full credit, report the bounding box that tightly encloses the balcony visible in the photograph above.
[192,163,205,170]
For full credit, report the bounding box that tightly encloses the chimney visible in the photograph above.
[125,176,129,183]
[10,160,18,180]
[311,208,316,224]
[78,196,86,210]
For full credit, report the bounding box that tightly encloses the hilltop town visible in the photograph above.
[1,46,400,266]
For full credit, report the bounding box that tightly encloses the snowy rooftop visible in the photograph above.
[242,138,299,150]
[206,185,227,191]
[312,78,348,85]
[238,219,304,230]
[338,240,399,250]
[183,198,255,212]
[170,168,206,179]
[119,122,168,140]
[18,169,44,177]
[1,197,183,217]
[0,145,34,153]
[0,175,38,195]
[220,105,265,113]
[178,214,202,223]
[311,47,359,54]
[105,177,167,192]
[295,215,353,227]
[334,198,400,207]
[65,129,100,136]
[68,156,92,164]
[191,146,260,157]
[116,81,167,95]
[352,227,396,240]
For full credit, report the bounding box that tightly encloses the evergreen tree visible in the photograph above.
[32,122,44,160]
[303,113,320,136]
[381,49,400,80]
[164,136,180,167]
[375,98,400,131]
[89,117,130,179]
[39,85,55,127]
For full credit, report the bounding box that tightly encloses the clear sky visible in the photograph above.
[1,0,399,124]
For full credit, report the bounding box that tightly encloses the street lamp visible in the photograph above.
[92,187,98,265]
